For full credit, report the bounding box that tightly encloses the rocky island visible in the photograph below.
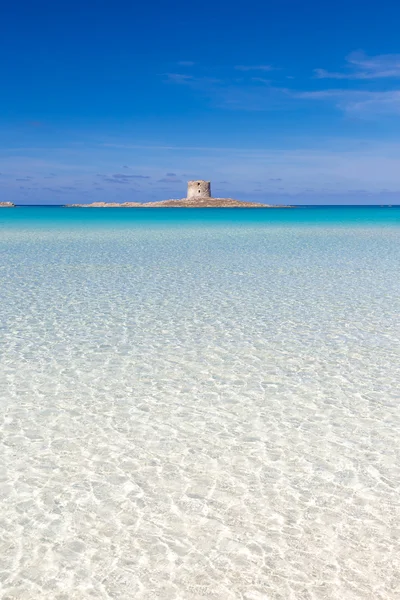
[0,202,15,208]
[66,180,290,208]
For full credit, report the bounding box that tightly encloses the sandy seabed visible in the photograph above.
[0,219,399,599]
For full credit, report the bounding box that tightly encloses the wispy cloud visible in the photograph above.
[165,73,223,88]
[165,72,290,110]
[43,187,66,193]
[297,89,400,115]
[165,73,194,83]
[315,51,400,79]
[158,176,182,183]
[103,177,129,184]
[167,64,400,116]
[111,173,150,179]
[251,77,271,84]
[235,65,274,72]
[96,173,151,185]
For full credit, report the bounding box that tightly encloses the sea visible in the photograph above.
[0,206,399,599]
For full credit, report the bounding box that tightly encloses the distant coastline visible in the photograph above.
[65,199,291,208]
[0,202,15,208]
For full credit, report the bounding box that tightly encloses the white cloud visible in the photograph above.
[315,51,400,79]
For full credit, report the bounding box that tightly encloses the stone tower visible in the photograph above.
[187,180,211,199]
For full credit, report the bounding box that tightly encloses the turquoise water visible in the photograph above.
[3,205,400,229]
[1,208,399,599]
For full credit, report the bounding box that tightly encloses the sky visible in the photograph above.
[2,0,400,205]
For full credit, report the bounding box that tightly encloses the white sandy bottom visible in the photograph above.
[0,225,399,599]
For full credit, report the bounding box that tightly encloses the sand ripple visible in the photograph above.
[0,224,399,599]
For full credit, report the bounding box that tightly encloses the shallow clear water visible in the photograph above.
[1,208,400,599]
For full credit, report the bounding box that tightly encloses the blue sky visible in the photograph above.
[2,0,400,204]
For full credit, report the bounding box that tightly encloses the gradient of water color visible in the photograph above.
[1,207,399,599]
